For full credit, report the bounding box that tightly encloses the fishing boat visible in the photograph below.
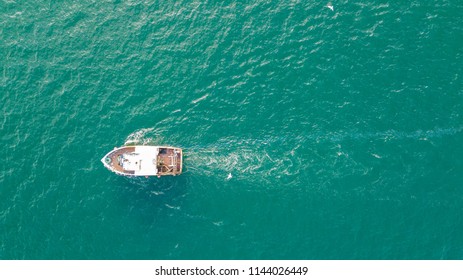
[101,146,182,177]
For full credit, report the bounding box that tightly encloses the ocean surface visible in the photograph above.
[1,0,463,259]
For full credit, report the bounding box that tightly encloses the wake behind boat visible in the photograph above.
[101,146,182,177]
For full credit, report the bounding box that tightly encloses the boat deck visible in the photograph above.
[157,147,182,175]
[105,146,136,175]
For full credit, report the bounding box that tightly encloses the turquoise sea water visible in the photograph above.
[1,0,463,259]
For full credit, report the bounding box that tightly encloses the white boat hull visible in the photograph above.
[101,146,182,177]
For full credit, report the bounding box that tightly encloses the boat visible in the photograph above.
[101,146,182,177]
